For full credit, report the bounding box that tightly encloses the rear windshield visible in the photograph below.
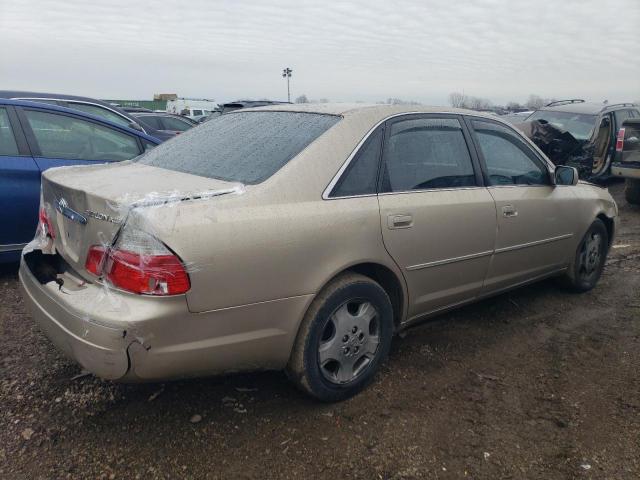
[138,111,340,184]
[527,111,596,141]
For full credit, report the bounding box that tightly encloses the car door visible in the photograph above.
[467,118,579,293]
[377,114,497,319]
[0,105,40,259]
[17,107,144,174]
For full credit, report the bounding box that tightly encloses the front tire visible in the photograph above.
[286,273,394,402]
[561,219,609,292]
[625,179,640,205]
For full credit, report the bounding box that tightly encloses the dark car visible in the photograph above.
[612,118,640,204]
[121,106,153,113]
[132,112,197,136]
[0,91,173,141]
[0,99,160,263]
[517,100,640,179]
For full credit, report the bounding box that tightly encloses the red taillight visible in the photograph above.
[616,128,626,152]
[38,208,55,239]
[85,246,190,295]
[85,224,190,295]
[105,250,190,295]
[85,246,106,276]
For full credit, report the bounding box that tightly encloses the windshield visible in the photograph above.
[137,111,340,184]
[527,110,596,141]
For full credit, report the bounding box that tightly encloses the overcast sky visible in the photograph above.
[1,0,639,106]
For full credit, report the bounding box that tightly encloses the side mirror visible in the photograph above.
[554,165,579,186]
[128,122,143,132]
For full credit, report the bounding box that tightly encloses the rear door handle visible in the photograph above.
[502,205,518,218]
[388,214,413,229]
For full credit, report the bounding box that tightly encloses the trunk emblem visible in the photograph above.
[56,198,87,225]
[84,210,123,224]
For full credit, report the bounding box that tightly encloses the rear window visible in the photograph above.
[138,111,340,184]
[135,115,163,130]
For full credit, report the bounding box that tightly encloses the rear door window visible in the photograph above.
[23,109,141,161]
[380,117,477,192]
[136,115,163,130]
[614,109,635,128]
[330,128,383,197]
[138,111,340,184]
[0,108,19,156]
[160,116,193,132]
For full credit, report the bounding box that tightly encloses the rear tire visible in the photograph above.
[625,179,640,205]
[286,273,394,402]
[560,219,609,292]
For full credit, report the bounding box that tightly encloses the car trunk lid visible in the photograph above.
[39,161,243,275]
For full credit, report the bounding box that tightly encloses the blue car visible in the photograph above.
[0,99,161,263]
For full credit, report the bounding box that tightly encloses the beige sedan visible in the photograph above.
[20,104,617,401]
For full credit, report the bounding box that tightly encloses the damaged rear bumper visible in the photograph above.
[19,253,314,382]
[20,260,131,379]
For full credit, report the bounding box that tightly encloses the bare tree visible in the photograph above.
[506,101,522,111]
[467,96,491,110]
[448,92,467,108]
[385,97,420,105]
[525,94,546,110]
[295,94,309,104]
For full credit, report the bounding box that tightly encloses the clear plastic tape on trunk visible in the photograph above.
[22,182,246,348]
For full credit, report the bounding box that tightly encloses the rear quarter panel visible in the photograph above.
[145,193,400,314]
[139,112,406,315]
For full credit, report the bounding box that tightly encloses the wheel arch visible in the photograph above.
[318,262,407,330]
[596,212,615,247]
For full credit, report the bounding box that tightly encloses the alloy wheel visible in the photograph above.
[317,300,380,385]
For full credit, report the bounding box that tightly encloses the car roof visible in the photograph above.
[0,98,161,143]
[0,90,129,112]
[236,102,500,124]
[538,102,606,115]
[538,101,638,115]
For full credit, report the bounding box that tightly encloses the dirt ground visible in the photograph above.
[1,182,639,480]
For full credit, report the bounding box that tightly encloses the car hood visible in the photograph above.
[515,120,583,164]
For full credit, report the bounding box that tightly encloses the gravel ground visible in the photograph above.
[1,182,639,480]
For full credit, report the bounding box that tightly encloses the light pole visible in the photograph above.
[282,67,292,102]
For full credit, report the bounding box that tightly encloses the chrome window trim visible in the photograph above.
[486,184,553,189]
[13,97,146,133]
[322,110,555,200]
[378,186,485,196]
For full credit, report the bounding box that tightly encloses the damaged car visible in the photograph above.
[612,118,640,204]
[515,100,640,180]
[20,104,617,401]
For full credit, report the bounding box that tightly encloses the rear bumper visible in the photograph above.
[19,256,313,381]
[20,261,130,379]
[611,162,640,180]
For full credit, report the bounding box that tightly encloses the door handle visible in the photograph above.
[388,214,413,229]
[502,205,518,218]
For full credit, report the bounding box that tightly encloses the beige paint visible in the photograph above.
[21,104,618,381]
